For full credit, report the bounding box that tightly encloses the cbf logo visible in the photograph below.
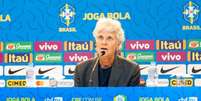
[59,3,76,32]
[114,95,127,101]
[183,1,199,24]
[182,1,201,30]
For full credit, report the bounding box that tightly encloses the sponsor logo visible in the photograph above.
[0,66,3,75]
[156,40,186,50]
[188,51,201,62]
[178,97,198,101]
[0,14,11,22]
[156,79,169,87]
[64,65,76,75]
[139,97,170,101]
[72,97,102,101]
[64,41,93,51]
[0,80,5,87]
[59,3,76,32]
[64,52,93,63]
[49,79,74,87]
[34,53,62,63]
[0,42,3,52]
[34,41,62,51]
[187,64,201,74]
[114,95,127,101]
[83,12,131,20]
[157,52,186,62]
[0,53,3,63]
[125,52,154,62]
[182,1,201,30]
[4,42,32,52]
[44,97,63,101]
[194,79,201,86]
[188,40,201,50]
[125,40,154,50]
[38,67,56,74]
[4,53,32,63]
[170,78,193,87]
[34,65,62,75]
[6,97,35,101]
[4,66,29,76]
[157,64,186,75]
[6,80,26,87]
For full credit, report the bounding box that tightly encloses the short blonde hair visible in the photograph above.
[92,18,125,49]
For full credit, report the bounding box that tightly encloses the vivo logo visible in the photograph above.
[35,41,62,51]
[126,40,154,50]
[64,52,93,63]
[157,52,186,62]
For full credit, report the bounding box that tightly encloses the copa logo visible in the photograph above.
[0,14,11,22]
[182,1,201,30]
[83,12,131,20]
[4,53,32,63]
[64,41,93,51]
[59,3,76,32]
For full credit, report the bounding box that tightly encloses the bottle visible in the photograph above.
[26,63,35,87]
[146,62,158,87]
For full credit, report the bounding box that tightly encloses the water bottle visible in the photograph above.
[146,62,158,86]
[26,63,35,87]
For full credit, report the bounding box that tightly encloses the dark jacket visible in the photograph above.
[74,55,140,87]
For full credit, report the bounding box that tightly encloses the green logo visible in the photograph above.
[114,95,127,101]
[4,42,32,52]
[34,53,62,63]
[125,52,155,62]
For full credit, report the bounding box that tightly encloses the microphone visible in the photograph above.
[88,50,105,86]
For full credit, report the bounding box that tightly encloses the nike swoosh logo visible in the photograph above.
[192,66,201,73]
[38,67,56,74]
[160,66,178,73]
[8,68,25,74]
[68,67,75,74]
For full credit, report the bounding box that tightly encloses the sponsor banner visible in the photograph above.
[34,65,63,76]
[4,53,32,63]
[0,53,3,63]
[125,52,155,62]
[64,52,93,63]
[0,66,2,75]
[0,42,3,52]
[6,80,26,87]
[36,79,74,87]
[125,40,154,50]
[64,65,76,76]
[170,78,193,87]
[64,41,93,51]
[156,40,186,50]
[139,97,170,101]
[156,79,169,87]
[188,51,201,62]
[4,65,29,76]
[34,41,62,52]
[157,64,186,75]
[188,64,201,74]
[0,80,5,87]
[156,52,186,62]
[188,39,201,50]
[6,97,35,101]
[194,79,201,86]
[4,42,32,52]
[34,53,62,63]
